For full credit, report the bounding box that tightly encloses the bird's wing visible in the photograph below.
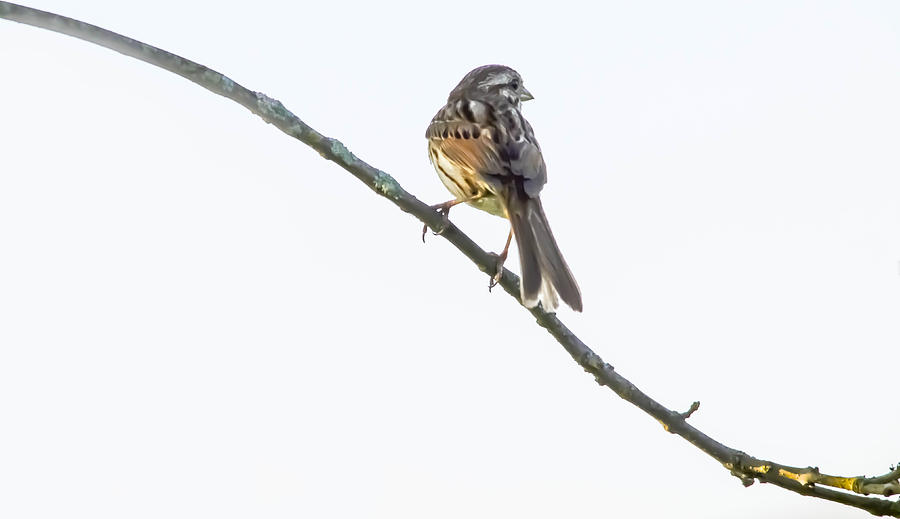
[426,98,547,198]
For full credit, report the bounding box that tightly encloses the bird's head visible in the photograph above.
[449,65,534,105]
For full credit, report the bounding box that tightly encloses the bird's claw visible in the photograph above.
[421,203,453,242]
[487,252,506,292]
[488,272,501,291]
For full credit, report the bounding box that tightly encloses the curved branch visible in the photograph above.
[2,2,897,516]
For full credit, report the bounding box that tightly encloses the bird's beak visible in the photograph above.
[519,87,534,102]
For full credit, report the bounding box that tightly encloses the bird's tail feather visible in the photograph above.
[507,196,582,312]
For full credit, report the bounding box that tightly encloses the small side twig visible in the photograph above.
[680,401,700,419]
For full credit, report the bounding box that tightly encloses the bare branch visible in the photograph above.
[2,2,897,516]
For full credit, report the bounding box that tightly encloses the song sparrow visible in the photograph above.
[425,65,582,312]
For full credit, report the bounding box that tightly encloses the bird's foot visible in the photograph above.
[488,251,509,292]
[421,201,456,242]
[488,229,514,291]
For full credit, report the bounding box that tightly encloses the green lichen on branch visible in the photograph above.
[197,69,235,94]
[372,169,402,199]
[254,92,292,124]
[326,138,354,164]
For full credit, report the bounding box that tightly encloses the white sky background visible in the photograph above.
[1,1,899,517]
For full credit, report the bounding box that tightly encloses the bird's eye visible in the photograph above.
[510,80,519,90]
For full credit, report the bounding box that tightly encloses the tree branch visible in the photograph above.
[2,2,897,516]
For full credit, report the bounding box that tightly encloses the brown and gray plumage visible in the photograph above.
[426,65,582,312]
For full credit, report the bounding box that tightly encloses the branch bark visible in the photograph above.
[2,2,897,516]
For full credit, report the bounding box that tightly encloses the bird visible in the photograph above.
[424,65,582,312]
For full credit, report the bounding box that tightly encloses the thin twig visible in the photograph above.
[1,2,897,516]
[681,401,700,419]
[868,465,900,486]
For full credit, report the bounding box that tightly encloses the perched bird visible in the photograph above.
[425,65,582,312]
